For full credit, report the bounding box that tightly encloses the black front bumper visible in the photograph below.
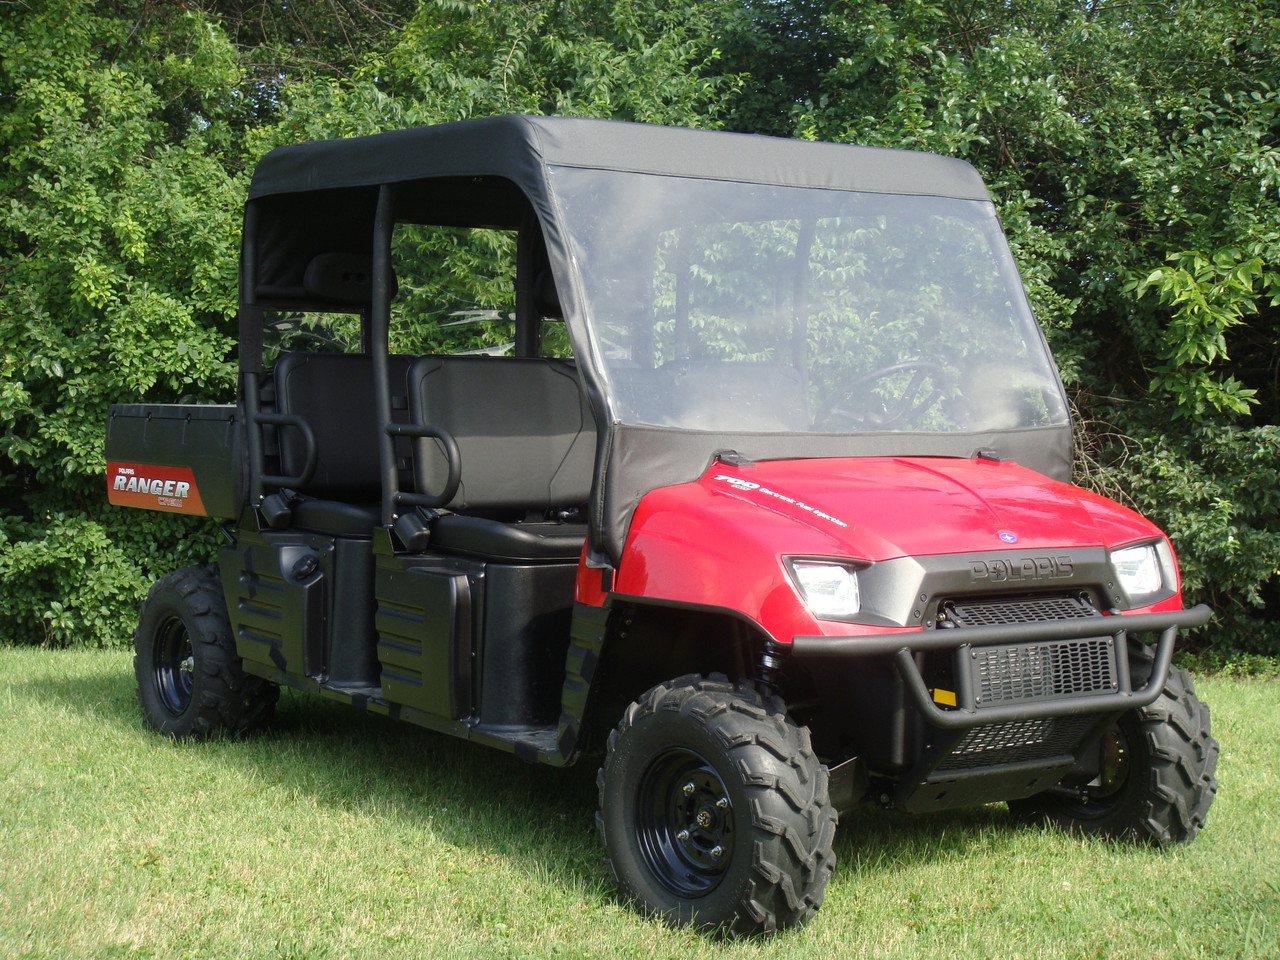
[792,604,1211,729]
[793,604,1212,812]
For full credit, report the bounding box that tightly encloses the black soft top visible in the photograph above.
[240,117,1069,566]
[248,115,990,202]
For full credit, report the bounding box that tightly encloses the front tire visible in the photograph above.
[134,565,278,738]
[1009,662,1217,845]
[597,675,837,936]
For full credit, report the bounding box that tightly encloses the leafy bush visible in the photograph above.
[1091,412,1280,658]
[0,2,242,646]
[0,507,222,647]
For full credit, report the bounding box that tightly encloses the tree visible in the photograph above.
[763,0,1280,654]
[0,0,738,646]
[0,1,246,644]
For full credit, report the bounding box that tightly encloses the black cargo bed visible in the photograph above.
[106,404,242,518]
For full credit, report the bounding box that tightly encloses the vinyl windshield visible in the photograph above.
[550,167,1068,437]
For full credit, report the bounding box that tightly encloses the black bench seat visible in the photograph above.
[429,515,587,562]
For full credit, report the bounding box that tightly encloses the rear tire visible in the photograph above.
[597,675,837,936]
[1009,662,1217,845]
[134,565,278,738]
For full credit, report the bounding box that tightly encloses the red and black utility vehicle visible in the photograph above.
[107,116,1218,935]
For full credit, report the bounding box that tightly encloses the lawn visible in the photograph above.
[1,647,1275,959]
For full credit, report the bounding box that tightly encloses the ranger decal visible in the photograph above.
[107,462,207,515]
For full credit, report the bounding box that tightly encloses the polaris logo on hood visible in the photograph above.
[969,556,1074,583]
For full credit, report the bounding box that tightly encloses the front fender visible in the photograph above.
[612,478,868,643]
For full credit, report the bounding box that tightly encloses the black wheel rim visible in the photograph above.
[636,747,735,898]
[153,616,195,717]
[1061,723,1132,819]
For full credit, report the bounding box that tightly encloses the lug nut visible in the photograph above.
[715,797,729,810]
[682,782,696,796]
[710,846,724,859]
[676,829,690,842]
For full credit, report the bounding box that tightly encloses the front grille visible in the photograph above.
[935,593,1116,708]
[943,594,1098,627]
[974,637,1118,706]
[936,715,1097,771]
[926,591,1115,776]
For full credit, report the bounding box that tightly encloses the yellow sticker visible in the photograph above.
[932,688,957,707]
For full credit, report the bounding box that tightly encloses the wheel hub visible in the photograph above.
[636,748,735,897]
[154,616,195,717]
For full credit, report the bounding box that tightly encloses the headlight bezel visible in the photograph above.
[784,557,865,621]
[1109,539,1178,609]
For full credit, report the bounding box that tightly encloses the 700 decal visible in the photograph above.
[712,474,849,528]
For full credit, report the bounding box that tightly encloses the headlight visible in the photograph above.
[786,559,861,619]
[1110,541,1170,606]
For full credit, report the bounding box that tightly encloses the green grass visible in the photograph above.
[1,648,1276,960]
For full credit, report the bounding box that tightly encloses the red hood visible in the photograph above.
[697,456,1162,561]
[612,455,1176,638]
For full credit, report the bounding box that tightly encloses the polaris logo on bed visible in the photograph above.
[969,556,1074,583]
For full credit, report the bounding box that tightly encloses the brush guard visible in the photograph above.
[792,605,1212,812]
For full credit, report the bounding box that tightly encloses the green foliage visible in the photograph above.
[0,1,244,646]
[0,514,144,647]
[779,0,1280,414]
[0,505,222,647]
[1131,242,1278,418]
[1,0,1277,656]
[267,0,738,142]
[200,0,418,89]
[381,0,737,124]
[390,225,519,355]
[1095,412,1280,658]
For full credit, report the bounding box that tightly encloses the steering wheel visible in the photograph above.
[817,360,947,430]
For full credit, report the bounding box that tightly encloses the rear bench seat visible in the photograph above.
[269,351,597,561]
[272,351,414,536]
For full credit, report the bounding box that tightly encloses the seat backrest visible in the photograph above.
[408,356,597,512]
[273,352,414,501]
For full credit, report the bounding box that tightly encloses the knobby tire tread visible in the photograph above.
[1010,657,1217,846]
[135,564,278,738]
[598,674,837,936]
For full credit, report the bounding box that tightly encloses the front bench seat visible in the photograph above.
[407,356,597,561]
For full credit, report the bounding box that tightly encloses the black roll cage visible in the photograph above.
[234,115,1071,564]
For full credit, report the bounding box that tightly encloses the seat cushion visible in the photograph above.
[273,352,415,501]
[291,499,380,537]
[430,515,587,561]
[408,356,596,512]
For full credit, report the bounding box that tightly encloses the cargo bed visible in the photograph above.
[105,404,242,518]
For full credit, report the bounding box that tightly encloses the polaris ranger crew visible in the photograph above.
[107,115,1217,935]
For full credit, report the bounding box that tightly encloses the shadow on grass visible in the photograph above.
[832,802,1022,880]
[16,655,1042,916]
[15,661,605,882]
